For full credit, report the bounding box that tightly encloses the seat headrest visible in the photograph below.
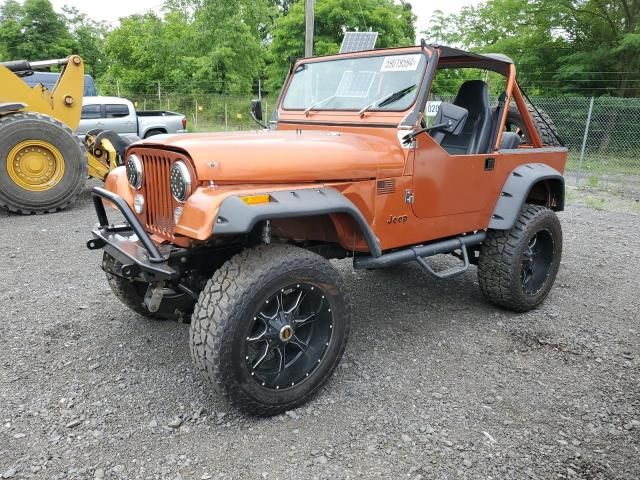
[454,80,490,112]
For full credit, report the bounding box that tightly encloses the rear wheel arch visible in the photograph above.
[526,177,564,211]
[489,163,565,230]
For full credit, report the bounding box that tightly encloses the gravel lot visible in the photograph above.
[1,184,638,480]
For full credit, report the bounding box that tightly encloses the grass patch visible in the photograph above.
[566,152,640,176]
[584,196,606,210]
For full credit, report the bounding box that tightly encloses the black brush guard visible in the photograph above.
[87,187,178,282]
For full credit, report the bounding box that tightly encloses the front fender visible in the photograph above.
[489,163,564,230]
[213,188,382,257]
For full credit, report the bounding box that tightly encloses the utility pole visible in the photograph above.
[305,0,314,58]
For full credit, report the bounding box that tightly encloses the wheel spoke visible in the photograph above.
[258,308,277,322]
[247,326,267,343]
[293,312,316,327]
[293,296,324,327]
[276,345,286,372]
[289,334,309,353]
[526,235,538,258]
[284,290,305,314]
[252,342,271,370]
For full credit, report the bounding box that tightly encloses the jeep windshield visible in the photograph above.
[282,53,427,112]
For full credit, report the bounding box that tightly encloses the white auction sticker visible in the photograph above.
[425,101,441,117]
[380,54,422,72]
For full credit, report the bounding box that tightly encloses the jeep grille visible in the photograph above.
[137,149,183,240]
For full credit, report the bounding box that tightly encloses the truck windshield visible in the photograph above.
[282,53,427,112]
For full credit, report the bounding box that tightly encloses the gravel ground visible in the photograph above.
[1,184,638,480]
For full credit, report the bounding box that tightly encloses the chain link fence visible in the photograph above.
[531,97,640,197]
[130,94,275,132]
[133,93,640,197]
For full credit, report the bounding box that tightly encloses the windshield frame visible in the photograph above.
[280,51,429,114]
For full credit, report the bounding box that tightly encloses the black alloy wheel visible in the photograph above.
[190,244,351,416]
[245,283,333,390]
[478,204,563,312]
[520,229,555,296]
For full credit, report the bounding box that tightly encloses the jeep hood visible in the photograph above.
[138,130,405,183]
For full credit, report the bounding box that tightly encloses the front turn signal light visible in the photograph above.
[240,194,271,205]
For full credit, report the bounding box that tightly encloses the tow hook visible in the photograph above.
[144,281,165,313]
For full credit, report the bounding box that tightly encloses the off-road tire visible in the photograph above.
[190,244,351,416]
[478,204,562,312]
[506,104,561,147]
[105,257,195,321]
[0,112,87,214]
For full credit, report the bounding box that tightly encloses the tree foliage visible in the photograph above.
[0,0,74,60]
[0,0,107,76]
[265,0,416,93]
[100,0,275,96]
[424,0,640,97]
[1,0,637,98]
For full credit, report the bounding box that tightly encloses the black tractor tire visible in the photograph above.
[478,204,562,312]
[190,244,351,416]
[144,129,165,138]
[505,104,561,147]
[105,255,196,322]
[0,112,87,214]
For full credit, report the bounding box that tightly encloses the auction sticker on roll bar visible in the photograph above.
[381,54,422,72]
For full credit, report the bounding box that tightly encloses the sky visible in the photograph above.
[47,0,483,37]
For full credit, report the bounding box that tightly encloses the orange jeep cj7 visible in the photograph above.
[87,43,568,415]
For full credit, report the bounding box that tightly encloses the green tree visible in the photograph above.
[0,0,74,60]
[428,0,640,97]
[101,0,273,96]
[62,6,109,77]
[265,0,416,93]
[555,0,640,97]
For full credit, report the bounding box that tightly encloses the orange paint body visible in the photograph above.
[104,45,568,254]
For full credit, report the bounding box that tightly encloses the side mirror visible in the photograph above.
[431,102,468,135]
[250,99,263,122]
[402,102,469,145]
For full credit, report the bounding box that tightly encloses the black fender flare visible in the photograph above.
[213,187,382,257]
[489,163,565,230]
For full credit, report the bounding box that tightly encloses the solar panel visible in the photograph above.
[336,70,376,98]
[340,32,378,53]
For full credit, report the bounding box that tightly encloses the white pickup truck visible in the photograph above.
[77,96,187,139]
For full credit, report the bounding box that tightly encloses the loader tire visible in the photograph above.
[0,112,87,214]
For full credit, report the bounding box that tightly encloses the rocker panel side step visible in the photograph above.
[353,232,487,277]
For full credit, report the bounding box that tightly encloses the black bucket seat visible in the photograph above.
[441,80,492,155]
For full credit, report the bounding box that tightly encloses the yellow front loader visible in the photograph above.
[0,55,123,214]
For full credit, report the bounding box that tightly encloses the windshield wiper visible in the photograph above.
[358,84,417,117]
[304,95,336,116]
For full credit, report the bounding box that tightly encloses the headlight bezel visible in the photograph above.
[170,160,192,203]
[126,154,143,190]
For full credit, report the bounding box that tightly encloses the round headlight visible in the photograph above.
[126,154,143,190]
[170,161,191,202]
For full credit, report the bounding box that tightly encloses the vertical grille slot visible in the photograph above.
[140,152,176,239]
